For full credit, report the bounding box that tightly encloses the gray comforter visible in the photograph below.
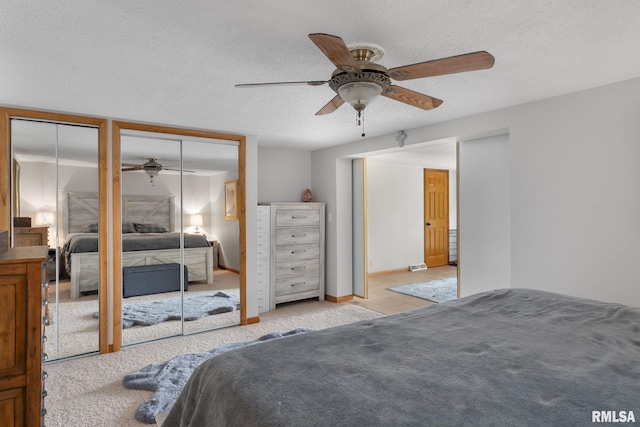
[162,288,640,426]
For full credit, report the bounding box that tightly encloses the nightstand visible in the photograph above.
[47,247,59,281]
[207,240,219,269]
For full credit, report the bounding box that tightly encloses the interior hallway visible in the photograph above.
[349,265,458,315]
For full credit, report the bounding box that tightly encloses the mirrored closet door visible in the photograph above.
[7,114,105,360]
[117,126,242,347]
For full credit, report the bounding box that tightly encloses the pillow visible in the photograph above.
[84,222,137,233]
[134,222,169,233]
[122,222,137,234]
[83,223,99,233]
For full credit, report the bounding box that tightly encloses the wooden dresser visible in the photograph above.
[0,246,49,427]
[13,227,49,247]
[268,203,325,310]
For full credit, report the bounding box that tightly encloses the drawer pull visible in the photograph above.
[43,298,49,306]
[42,335,47,343]
[42,316,49,325]
[42,407,47,416]
[42,371,48,380]
[291,282,306,286]
[42,281,49,289]
[291,216,307,219]
[42,389,48,398]
[43,353,48,362]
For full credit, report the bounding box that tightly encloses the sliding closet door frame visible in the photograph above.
[111,121,247,352]
[0,107,109,353]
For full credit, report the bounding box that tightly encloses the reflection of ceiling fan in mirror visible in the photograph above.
[121,158,194,184]
[236,33,495,136]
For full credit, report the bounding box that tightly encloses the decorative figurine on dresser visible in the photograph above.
[266,202,325,310]
[0,245,49,426]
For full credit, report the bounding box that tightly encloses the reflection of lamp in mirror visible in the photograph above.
[35,211,55,227]
[34,211,55,247]
[190,214,203,234]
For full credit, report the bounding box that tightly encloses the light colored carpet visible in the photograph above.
[46,270,241,359]
[44,300,383,427]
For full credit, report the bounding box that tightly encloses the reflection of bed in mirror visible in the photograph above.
[62,192,213,299]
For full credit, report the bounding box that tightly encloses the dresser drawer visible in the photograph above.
[275,209,320,226]
[276,259,319,279]
[275,227,319,245]
[276,243,320,262]
[275,274,320,297]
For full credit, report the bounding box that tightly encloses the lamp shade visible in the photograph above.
[337,81,383,112]
[190,214,203,227]
[35,211,55,226]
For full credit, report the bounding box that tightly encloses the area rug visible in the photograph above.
[387,277,457,303]
[123,328,314,424]
[94,291,240,328]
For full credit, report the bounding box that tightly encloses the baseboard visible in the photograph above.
[325,294,354,303]
[217,266,240,274]
[368,267,410,278]
[244,315,260,325]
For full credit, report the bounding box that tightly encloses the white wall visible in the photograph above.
[311,76,640,307]
[458,134,511,296]
[258,147,311,203]
[209,171,240,270]
[449,171,457,229]
[366,161,424,272]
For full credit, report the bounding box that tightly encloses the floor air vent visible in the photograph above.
[409,263,427,272]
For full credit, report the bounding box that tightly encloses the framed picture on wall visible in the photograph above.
[224,180,238,220]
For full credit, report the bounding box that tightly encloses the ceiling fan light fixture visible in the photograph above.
[337,81,383,112]
[330,71,391,113]
[144,167,159,184]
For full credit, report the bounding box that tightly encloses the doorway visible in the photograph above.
[352,139,458,305]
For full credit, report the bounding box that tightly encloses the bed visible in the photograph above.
[62,192,213,299]
[161,288,640,426]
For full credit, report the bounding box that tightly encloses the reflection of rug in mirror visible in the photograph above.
[94,291,240,328]
[387,277,457,303]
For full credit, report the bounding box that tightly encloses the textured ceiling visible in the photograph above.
[2,1,640,151]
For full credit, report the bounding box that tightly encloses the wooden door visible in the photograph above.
[424,169,449,267]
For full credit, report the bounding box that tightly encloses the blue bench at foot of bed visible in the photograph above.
[123,263,188,298]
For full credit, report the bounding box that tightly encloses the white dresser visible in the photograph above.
[268,202,325,310]
[256,205,271,313]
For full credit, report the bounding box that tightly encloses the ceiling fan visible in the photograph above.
[121,158,194,184]
[236,33,495,136]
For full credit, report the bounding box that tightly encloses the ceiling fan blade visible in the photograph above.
[163,168,196,173]
[382,85,443,110]
[389,51,495,81]
[308,33,362,74]
[121,167,142,172]
[235,81,327,88]
[315,95,345,115]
